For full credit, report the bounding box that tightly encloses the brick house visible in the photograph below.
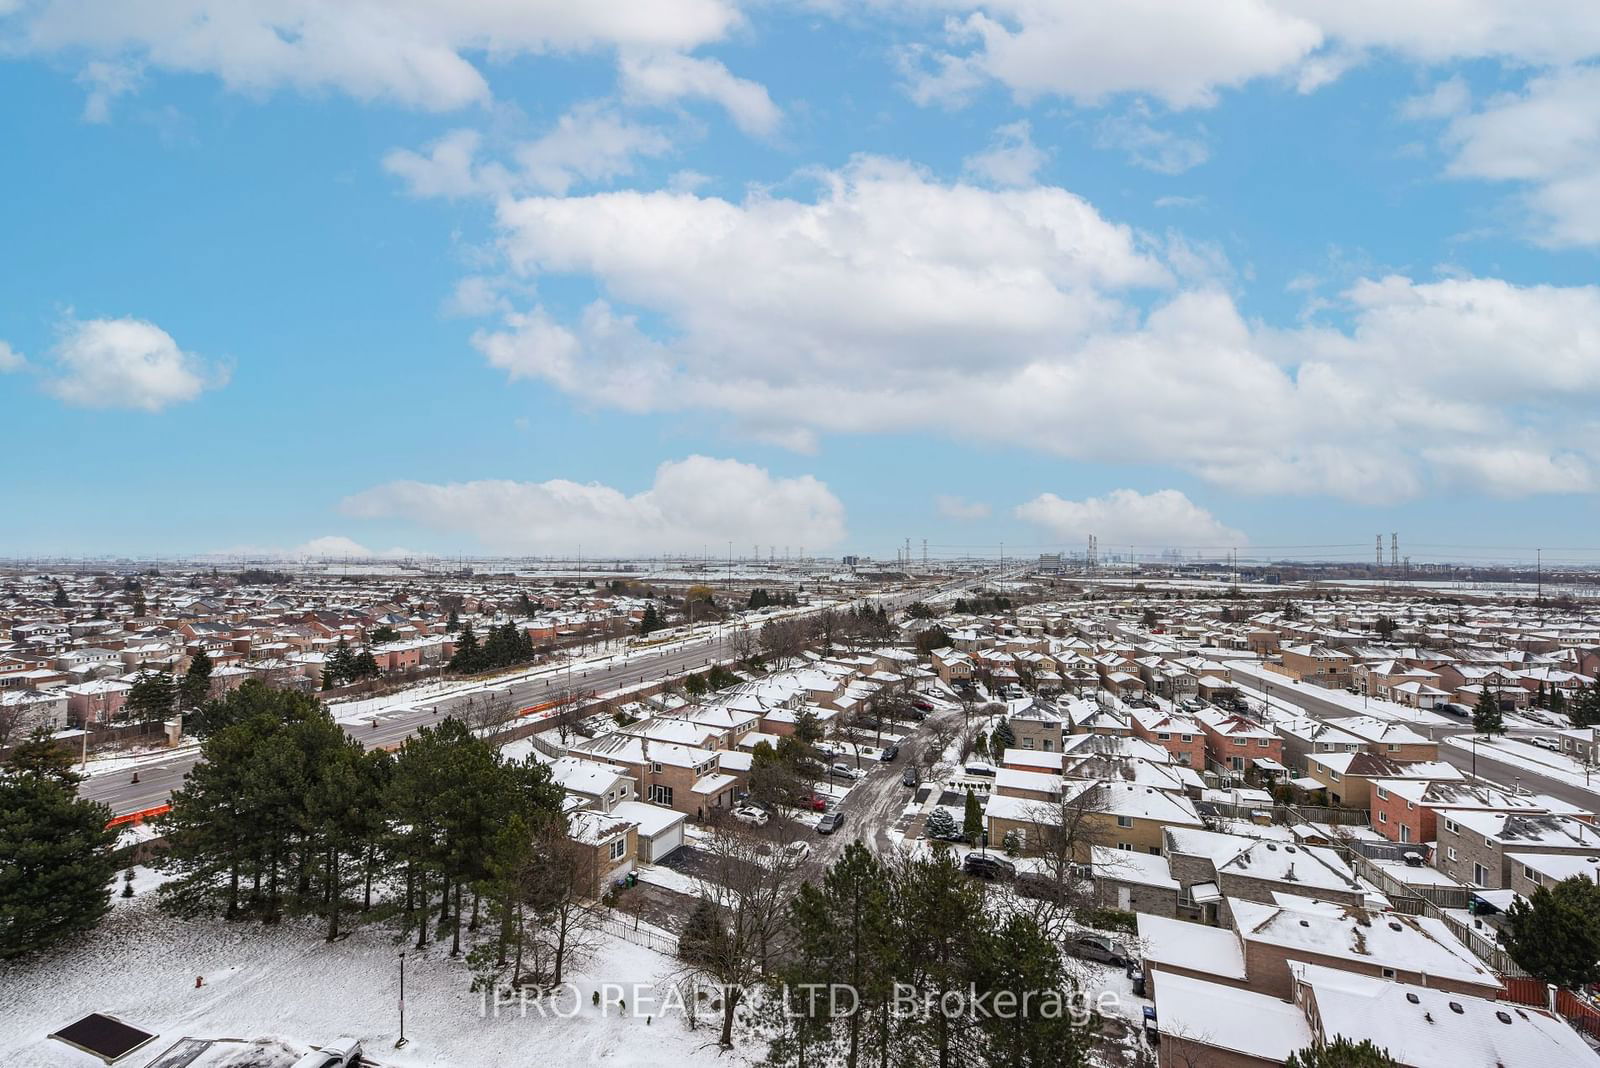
[1436,810,1600,889]
[1129,706,1207,768]
[1368,778,1571,847]
[1195,707,1283,773]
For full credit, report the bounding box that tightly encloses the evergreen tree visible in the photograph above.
[325,638,356,689]
[52,581,69,608]
[1502,876,1600,988]
[1551,686,1569,719]
[990,717,1016,754]
[962,788,984,843]
[1473,685,1505,736]
[679,899,722,966]
[0,734,120,958]
[178,649,213,712]
[970,912,1086,1068]
[924,806,960,841]
[446,608,460,634]
[1571,678,1600,728]
[640,602,662,635]
[448,623,481,673]
[1284,1037,1401,1067]
[6,730,81,782]
[125,671,177,723]
[351,649,381,680]
[132,590,146,618]
[369,624,399,645]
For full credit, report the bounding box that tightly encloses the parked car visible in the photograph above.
[830,762,863,780]
[1015,871,1071,902]
[816,812,846,835]
[962,853,1017,881]
[1530,735,1561,752]
[913,699,934,712]
[901,766,920,788]
[1065,933,1130,966]
[880,744,900,762]
[794,793,828,812]
[732,805,770,826]
[290,1039,363,1068]
[780,840,812,862]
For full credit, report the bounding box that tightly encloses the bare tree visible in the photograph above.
[682,819,808,1049]
[457,688,518,737]
[1010,785,1114,943]
[729,624,760,667]
[529,819,607,985]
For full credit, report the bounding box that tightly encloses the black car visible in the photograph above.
[901,766,920,787]
[962,853,1017,881]
[816,812,846,835]
[880,744,900,762]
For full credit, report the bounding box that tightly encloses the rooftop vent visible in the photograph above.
[1495,1011,1513,1024]
[1449,1002,1464,1014]
[1406,993,1421,1004]
[1388,921,1403,932]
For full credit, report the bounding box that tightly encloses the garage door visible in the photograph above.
[647,821,685,863]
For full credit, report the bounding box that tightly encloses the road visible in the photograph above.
[79,582,954,817]
[1225,663,1600,808]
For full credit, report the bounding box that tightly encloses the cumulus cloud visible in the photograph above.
[962,120,1047,186]
[13,0,743,112]
[385,105,674,200]
[340,456,847,554]
[1015,489,1246,547]
[0,340,24,372]
[619,51,781,136]
[204,536,418,560]
[936,495,991,520]
[45,316,228,411]
[1423,65,1600,247]
[460,159,1600,501]
[892,1,1600,109]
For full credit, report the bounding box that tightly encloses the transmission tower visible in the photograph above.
[1391,533,1398,568]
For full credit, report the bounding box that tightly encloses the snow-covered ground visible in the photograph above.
[1442,734,1600,798]
[0,871,757,1068]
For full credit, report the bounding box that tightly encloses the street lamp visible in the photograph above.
[395,950,408,1048]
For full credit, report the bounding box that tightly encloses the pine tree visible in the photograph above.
[1551,686,1569,719]
[51,581,69,608]
[991,717,1016,754]
[351,649,381,680]
[1473,685,1505,736]
[132,590,146,618]
[962,788,984,843]
[1284,1037,1401,1067]
[1502,876,1600,988]
[924,806,959,841]
[125,671,177,723]
[0,731,120,959]
[1571,678,1600,728]
[446,608,460,634]
[370,624,398,645]
[325,638,356,689]
[449,623,481,673]
[640,603,662,635]
[178,649,213,712]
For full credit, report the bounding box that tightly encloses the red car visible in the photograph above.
[796,793,827,811]
[913,700,933,712]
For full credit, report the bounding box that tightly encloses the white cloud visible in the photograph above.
[16,0,743,112]
[203,536,418,560]
[1399,75,1470,121]
[0,340,24,372]
[384,106,673,199]
[45,316,227,411]
[962,120,1047,186]
[890,1,1600,109]
[461,159,1600,501]
[1421,445,1594,496]
[75,58,140,122]
[1016,488,1246,547]
[619,51,781,136]
[1095,112,1210,174]
[936,494,991,520]
[1427,65,1600,247]
[513,103,674,195]
[341,456,847,554]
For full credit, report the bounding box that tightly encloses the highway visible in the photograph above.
[79,581,953,817]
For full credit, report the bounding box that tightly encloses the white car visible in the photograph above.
[830,762,863,780]
[732,805,771,826]
[290,1039,363,1068]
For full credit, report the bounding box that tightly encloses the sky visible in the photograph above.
[3,1,1600,567]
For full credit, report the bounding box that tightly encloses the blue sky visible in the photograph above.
[3,2,1599,566]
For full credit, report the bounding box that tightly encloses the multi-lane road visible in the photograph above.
[80,581,957,817]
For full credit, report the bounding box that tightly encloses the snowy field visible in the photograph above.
[0,872,757,1068]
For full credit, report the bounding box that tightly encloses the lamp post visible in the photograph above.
[395,950,408,1049]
